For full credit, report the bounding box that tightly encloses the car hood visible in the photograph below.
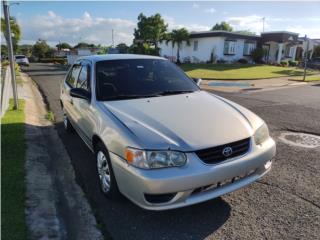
[102,91,262,151]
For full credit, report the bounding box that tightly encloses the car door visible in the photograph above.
[62,63,81,124]
[72,61,95,145]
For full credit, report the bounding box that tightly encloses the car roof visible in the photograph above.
[77,54,166,63]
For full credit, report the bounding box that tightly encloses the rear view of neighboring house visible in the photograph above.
[159,30,313,64]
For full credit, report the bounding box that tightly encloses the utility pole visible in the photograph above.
[112,29,114,47]
[3,0,18,109]
[303,34,309,81]
[262,17,265,33]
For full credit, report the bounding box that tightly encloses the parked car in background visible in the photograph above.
[60,54,276,210]
[307,57,320,70]
[15,55,29,66]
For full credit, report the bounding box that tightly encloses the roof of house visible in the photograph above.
[189,30,260,40]
[261,31,299,43]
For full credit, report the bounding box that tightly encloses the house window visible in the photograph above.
[285,46,295,58]
[224,40,236,55]
[193,41,198,51]
[243,42,256,56]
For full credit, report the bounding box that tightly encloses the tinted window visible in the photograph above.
[15,55,26,59]
[77,65,90,90]
[96,59,199,101]
[66,65,81,87]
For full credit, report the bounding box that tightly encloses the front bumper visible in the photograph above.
[111,137,276,210]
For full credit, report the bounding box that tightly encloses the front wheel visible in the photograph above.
[62,111,74,133]
[95,142,121,199]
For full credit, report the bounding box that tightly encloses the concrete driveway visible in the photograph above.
[23,63,320,240]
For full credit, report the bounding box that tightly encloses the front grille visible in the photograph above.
[195,138,251,164]
[144,193,176,204]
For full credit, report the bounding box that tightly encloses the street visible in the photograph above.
[23,63,320,240]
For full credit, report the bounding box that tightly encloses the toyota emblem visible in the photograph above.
[222,147,233,157]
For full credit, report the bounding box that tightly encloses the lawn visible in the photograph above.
[181,64,320,80]
[1,99,28,240]
[290,75,320,81]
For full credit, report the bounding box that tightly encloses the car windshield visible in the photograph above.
[95,59,199,101]
[15,55,26,59]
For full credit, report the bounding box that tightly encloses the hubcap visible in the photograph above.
[97,151,111,193]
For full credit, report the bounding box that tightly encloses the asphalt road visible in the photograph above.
[23,63,320,240]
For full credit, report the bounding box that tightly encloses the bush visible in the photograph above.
[280,60,288,67]
[217,59,227,64]
[39,58,67,65]
[288,60,298,66]
[238,58,248,64]
[251,48,266,63]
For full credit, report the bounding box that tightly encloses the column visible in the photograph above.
[291,45,297,61]
[277,43,283,63]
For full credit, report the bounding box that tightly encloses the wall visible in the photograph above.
[159,37,256,63]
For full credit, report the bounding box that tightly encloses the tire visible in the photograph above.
[62,110,74,133]
[95,141,121,199]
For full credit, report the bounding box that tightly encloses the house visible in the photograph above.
[67,47,102,64]
[159,30,309,64]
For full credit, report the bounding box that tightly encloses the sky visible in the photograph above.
[5,1,320,46]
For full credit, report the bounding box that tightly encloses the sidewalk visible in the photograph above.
[19,72,103,239]
[200,75,320,93]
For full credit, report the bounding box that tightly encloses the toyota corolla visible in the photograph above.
[60,54,276,210]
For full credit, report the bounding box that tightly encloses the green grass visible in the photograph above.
[180,63,320,80]
[45,111,55,122]
[1,99,28,240]
[290,75,320,81]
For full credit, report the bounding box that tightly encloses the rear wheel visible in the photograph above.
[95,142,120,199]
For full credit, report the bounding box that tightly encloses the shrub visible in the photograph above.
[217,59,227,64]
[251,48,266,63]
[280,60,288,67]
[238,58,248,64]
[288,60,298,66]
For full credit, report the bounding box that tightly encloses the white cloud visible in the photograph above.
[163,16,210,32]
[18,11,136,46]
[204,8,216,14]
[192,3,199,9]
[287,25,320,38]
[227,15,268,34]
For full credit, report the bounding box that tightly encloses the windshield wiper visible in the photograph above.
[156,90,195,96]
[104,94,162,101]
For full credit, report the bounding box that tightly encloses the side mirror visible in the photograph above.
[192,78,202,86]
[70,88,91,101]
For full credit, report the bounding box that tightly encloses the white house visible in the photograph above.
[159,30,306,64]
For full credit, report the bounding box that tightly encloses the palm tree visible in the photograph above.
[166,28,190,64]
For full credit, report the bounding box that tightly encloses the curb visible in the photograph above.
[21,72,103,240]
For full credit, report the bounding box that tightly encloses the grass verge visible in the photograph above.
[290,75,320,81]
[1,99,28,240]
[180,64,320,80]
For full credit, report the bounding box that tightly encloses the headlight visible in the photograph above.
[125,148,187,169]
[254,123,270,145]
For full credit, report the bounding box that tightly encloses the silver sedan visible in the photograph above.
[60,54,276,210]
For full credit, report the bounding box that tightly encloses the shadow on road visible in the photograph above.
[55,120,231,240]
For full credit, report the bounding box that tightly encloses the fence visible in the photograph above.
[1,66,12,117]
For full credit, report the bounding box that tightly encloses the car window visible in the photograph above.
[15,55,26,59]
[76,65,90,90]
[66,64,81,88]
[95,59,199,101]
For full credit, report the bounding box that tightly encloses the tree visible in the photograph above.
[18,44,33,57]
[56,42,72,50]
[1,17,21,53]
[116,43,129,53]
[32,39,50,59]
[73,42,96,49]
[251,47,266,63]
[166,28,190,64]
[211,21,233,32]
[234,30,256,35]
[134,13,167,50]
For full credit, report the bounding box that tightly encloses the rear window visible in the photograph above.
[15,55,26,59]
